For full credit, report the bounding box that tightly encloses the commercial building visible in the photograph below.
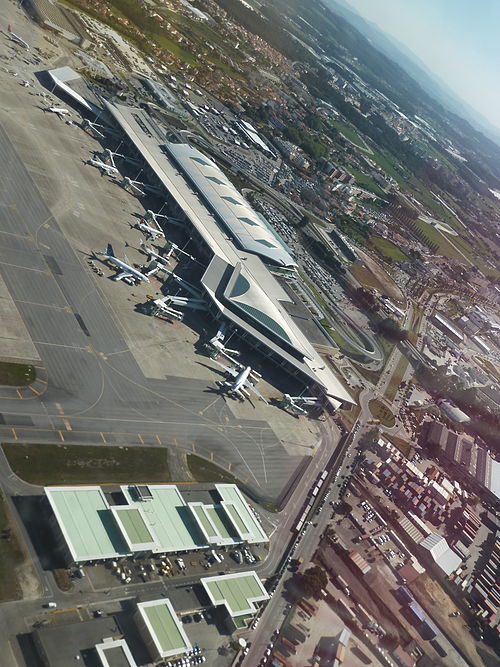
[101,101,354,410]
[431,313,464,343]
[135,599,191,661]
[45,483,268,564]
[25,0,87,45]
[95,638,137,667]
[422,421,500,504]
[46,67,101,116]
[33,616,127,667]
[418,533,461,577]
[201,571,269,630]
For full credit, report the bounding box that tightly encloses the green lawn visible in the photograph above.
[330,120,369,151]
[368,399,395,427]
[384,355,410,402]
[153,33,199,66]
[370,150,406,185]
[369,236,407,262]
[0,491,25,601]
[385,434,411,457]
[411,219,472,263]
[347,168,386,197]
[2,444,171,486]
[0,361,36,386]
[187,454,240,485]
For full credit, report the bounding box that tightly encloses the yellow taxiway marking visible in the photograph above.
[16,389,23,399]
[11,428,17,441]
[100,432,106,443]
[38,378,48,384]
[29,385,41,396]
[155,434,162,445]
[137,433,144,445]
[51,607,76,616]
[58,430,64,442]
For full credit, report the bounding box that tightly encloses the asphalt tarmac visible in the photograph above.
[0,124,304,502]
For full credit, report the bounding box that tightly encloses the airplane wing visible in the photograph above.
[124,254,132,266]
[211,359,239,378]
[115,270,134,281]
[244,380,268,404]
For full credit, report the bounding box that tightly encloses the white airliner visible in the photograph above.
[139,239,171,265]
[7,26,29,49]
[212,360,267,403]
[101,243,150,284]
[88,158,119,176]
[46,107,70,118]
[136,220,165,240]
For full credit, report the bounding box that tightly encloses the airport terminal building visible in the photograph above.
[102,101,354,410]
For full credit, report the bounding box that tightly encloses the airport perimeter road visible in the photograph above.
[0,123,304,502]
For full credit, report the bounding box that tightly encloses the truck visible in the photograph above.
[335,575,350,595]
[291,557,304,571]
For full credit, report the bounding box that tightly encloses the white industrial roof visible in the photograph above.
[165,143,294,267]
[95,638,137,667]
[46,483,268,562]
[201,571,269,617]
[419,533,461,576]
[137,599,191,659]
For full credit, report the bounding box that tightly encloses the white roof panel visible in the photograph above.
[165,143,295,267]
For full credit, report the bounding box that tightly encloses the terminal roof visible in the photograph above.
[103,102,354,406]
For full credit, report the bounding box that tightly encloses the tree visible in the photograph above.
[298,213,311,228]
[297,566,328,598]
[377,317,408,342]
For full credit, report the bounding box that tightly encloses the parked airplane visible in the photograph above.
[45,107,70,118]
[136,220,165,240]
[7,26,29,49]
[88,158,119,176]
[139,239,170,265]
[211,360,267,403]
[100,244,150,284]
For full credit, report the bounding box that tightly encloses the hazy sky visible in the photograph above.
[340,0,500,132]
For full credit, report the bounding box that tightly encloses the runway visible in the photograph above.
[0,124,305,502]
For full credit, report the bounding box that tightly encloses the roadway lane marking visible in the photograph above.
[11,428,17,440]
[55,402,64,414]
[0,261,49,273]
[62,419,72,431]
[100,432,106,443]
[137,433,144,444]
[15,299,70,311]
[58,430,64,442]
[155,434,162,445]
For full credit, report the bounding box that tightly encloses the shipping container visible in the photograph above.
[335,644,346,662]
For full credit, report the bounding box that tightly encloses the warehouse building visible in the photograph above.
[201,571,269,631]
[95,638,137,667]
[135,599,191,661]
[45,483,268,565]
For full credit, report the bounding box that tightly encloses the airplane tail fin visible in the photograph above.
[105,243,114,257]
